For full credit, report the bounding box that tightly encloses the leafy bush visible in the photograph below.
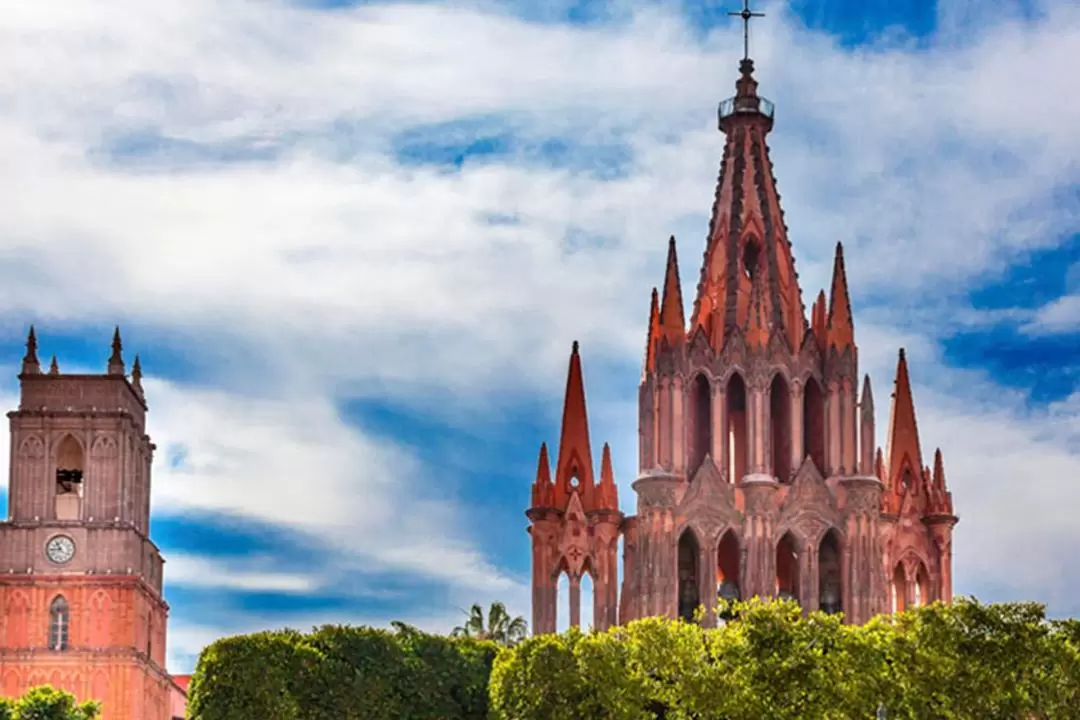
[0,685,99,720]
[189,599,1080,720]
[188,622,497,720]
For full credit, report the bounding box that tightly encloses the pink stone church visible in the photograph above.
[526,56,958,633]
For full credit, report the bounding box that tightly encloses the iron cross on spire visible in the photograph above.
[728,0,764,61]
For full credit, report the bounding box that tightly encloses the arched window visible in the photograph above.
[775,532,801,605]
[688,375,712,478]
[770,374,792,481]
[49,596,69,651]
[55,435,84,495]
[915,563,931,607]
[677,530,701,622]
[726,374,748,484]
[803,378,826,473]
[891,564,907,614]
[742,240,761,282]
[717,530,741,620]
[818,530,842,615]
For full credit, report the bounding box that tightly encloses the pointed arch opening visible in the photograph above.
[818,529,842,615]
[716,530,741,620]
[677,529,701,622]
[742,239,761,283]
[726,373,748,484]
[891,564,906,614]
[803,378,826,474]
[775,532,801,605]
[580,570,595,633]
[556,571,570,632]
[48,596,69,651]
[770,374,792,482]
[914,563,931,607]
[54,435,84,521]
[688,374,712,478]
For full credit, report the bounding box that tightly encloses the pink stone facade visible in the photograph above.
[0,328,179,719]
[527,60,957,633]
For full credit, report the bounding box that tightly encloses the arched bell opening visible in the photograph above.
[677,529,701,622]
[818,529,842,615]
[770,374,792,482]
[803,378,826,474]
[726,373,748,484]
[54,435,84,521]
[775,532,801,606]
[891,563,907,614]
[580,568,595,632]
[716,530,741,621]
[914,563,931,608]
[688,374,712,479]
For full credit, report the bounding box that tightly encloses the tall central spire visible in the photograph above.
[690,21,806,354]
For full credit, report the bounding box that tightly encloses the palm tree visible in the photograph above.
[451,601,528,646]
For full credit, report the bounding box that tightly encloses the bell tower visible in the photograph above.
[0,328,172,720]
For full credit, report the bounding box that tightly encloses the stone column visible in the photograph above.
[826,381,841,476]
[790,382,804,475]
[713,384,727,480]
[841,378,857,476]
[632,471,681,619]
[672,375,686,477]
[569,575,581,628]
[699,541,718,627]
[740,476,780,598]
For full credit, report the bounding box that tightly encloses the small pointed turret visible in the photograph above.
[108,326,125,375]
[874,447,885,482]
[659,237,686,347]
[886,348,924,504]
[132,354,144,395]
[597,442,619,511]
[21,326,40,375]
[552,341,596,511]
[643,288,661,375]
[812,290,827,347]
[927,447,954,516]
[826,242,854,351]
[859,374,875,475]
[48,356,59,376]
[530,442,554,509]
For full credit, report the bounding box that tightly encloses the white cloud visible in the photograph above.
[165,553,321,594]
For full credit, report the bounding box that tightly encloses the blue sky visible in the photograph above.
[1,0,1079,673]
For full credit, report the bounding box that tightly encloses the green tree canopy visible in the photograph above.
[0,686,99,720]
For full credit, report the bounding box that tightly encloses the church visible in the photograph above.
[526,52,958,632]
[0,328,187,719]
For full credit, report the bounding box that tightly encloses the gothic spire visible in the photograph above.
[859,374,875,475]
[530,442,554,509]
[690,44,806,356]
[597,442,619,511]
[826,242,854,351]
[552,341,596,511]
[132,353,145,396]
[643,287,661,375]
[48,355,59,376]
[108,326,125,375]
[659,236,686,346]
[21,325,40,375]
[886,348,924,497]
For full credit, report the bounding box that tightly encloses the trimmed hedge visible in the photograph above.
[188,599,1080,720]
[187,622,497,720]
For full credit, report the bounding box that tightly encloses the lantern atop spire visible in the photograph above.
[719,0,774,131]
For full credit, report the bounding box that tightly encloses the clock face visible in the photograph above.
[45,535,75,565]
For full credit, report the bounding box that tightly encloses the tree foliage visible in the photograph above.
[490,598,1080,720]
[187,622,497,720]
[188,598,1080,720]
[0,686,99,720]
[451,602,528,647]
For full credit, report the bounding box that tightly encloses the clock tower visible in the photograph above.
[0,328,173,719]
